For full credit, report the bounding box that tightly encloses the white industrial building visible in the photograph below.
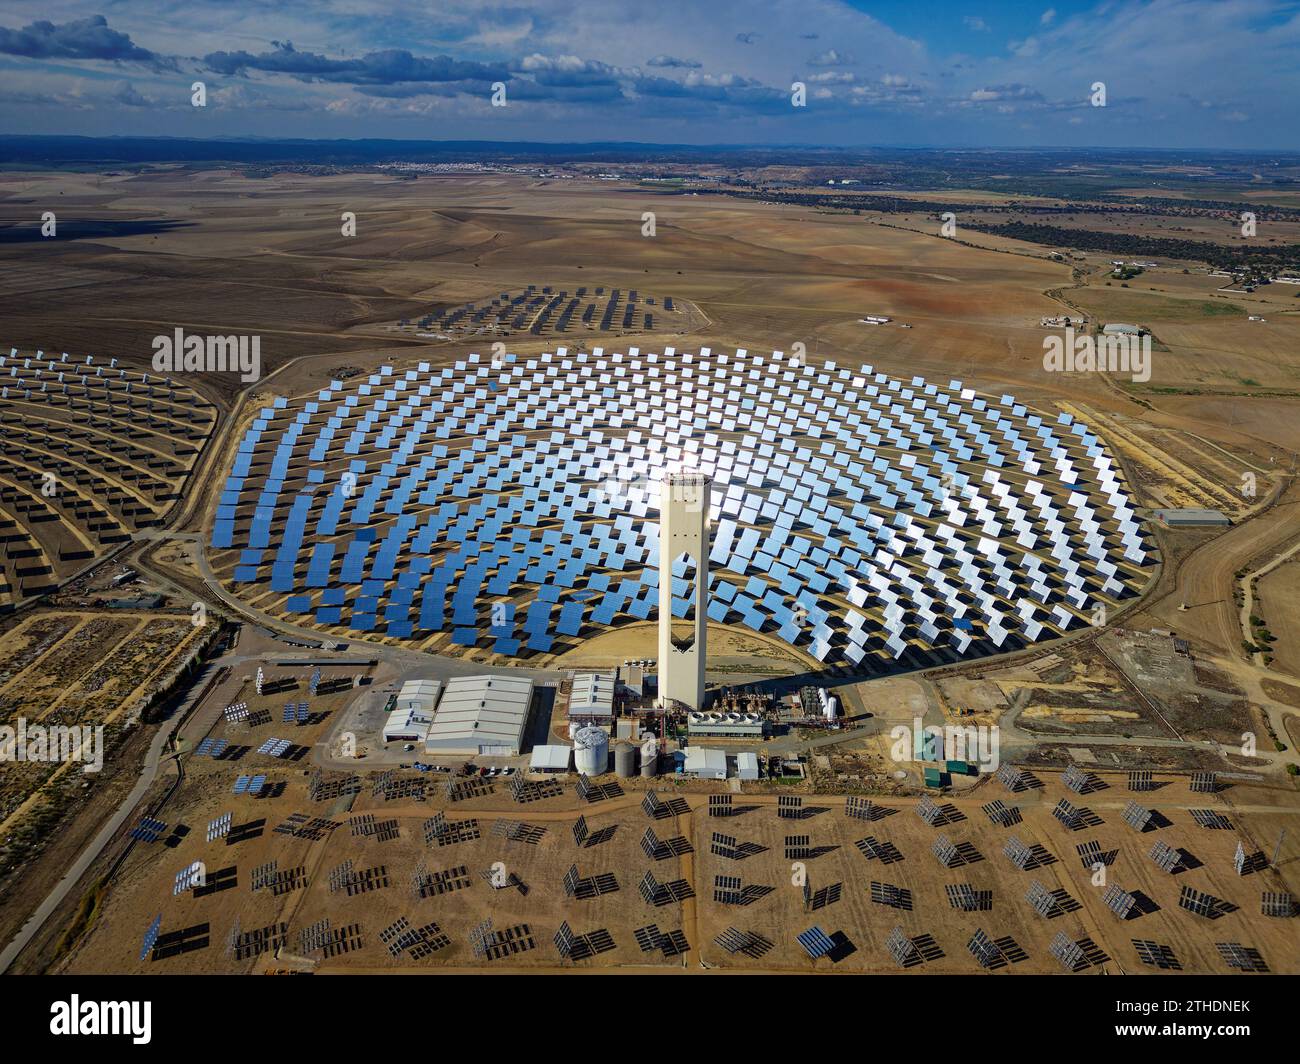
[568,671,616,731]
[383,678,442,743]
[398,679,441,708]
[736,752,760,781]
[529,744,572,773]
[383,705,434,744]
[424,674,535,757]
[684,746,727,779]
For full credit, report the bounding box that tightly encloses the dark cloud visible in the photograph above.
[646,54,701,69]
[204,41,508,85]
[0,15,157,63]
[735,32,760,44]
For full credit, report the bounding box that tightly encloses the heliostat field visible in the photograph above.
[210,346,1154,669]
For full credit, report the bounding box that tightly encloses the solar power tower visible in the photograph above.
[657,472,710,711]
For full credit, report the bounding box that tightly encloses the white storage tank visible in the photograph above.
[823,695,838,722]
[573,725,610,776]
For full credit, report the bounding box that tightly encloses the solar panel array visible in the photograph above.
[1178,885,1224,918]
[796,926,837,960]
[206,813,232,843]
[1049,931,1086,972]
[1190,808,1233,830]
[845,796,875,822]
[1025,880,1060,918]
[885,926,921,968]
[1121,800,1153,831]
[139,913,162,962]
[1061,764,1091,794]
[1215,941,1268,973]
[714,927,775,958]
[1052,799,1083,830]
[257,737,292,759]
[982,799,1021,827]
[1149,840,1182,873]
[1127,769,1153,791]
[129,816,166,843]
[916,796,942,826]
[212,348,1149,665]
[1102,883,1137,919]
[1190,771,1218,794]
[869,881,912,910]
[967,929,1002,969]
[1132,938,1180,970]
[173,861,204,896]
[1261,891,1295,918]
[1003,835,1035,871]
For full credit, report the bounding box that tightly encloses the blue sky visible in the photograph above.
[0,0,1295,148]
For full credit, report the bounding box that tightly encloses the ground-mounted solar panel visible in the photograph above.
[1132,938,1180,970]
[945,883,989,912]
[916,796,942,826]
[1178,884,1227,919]
[1121,800,1153,831]
[796,926,837,960]
[932,834,960,868]
[869,881,912,910]
[1190,808,1233,830]
[206,813,232,843]
[139,913,163,961]
[130,816,167,843]
[982,799,1021,828]
[1261,891,1295,918]
[885,926,922,968]
[1190,771,1218,794]
[1215,941,1268,973]
[1061,764,1091,794]
[1149,839,1182,873]
[1049,931,1087,972]
[967,929,1003,970]
[1127,770,1154,792]
[714,926,774,958]
[777,795,804,819]
[1002,835,1036,871]
[1102,883,1137,919]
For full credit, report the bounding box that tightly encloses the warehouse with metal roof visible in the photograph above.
[424,674,535,756]
[568,671,616,730]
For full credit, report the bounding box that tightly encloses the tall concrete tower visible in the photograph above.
[657,472,710,711]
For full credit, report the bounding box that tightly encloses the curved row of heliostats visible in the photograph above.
[211,346,1153,668]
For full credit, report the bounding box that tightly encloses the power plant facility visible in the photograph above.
[657,471,710,712]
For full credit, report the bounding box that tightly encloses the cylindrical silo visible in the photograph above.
[573,726,610,776]
[640,746,658,778]
[614,742,637,778]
